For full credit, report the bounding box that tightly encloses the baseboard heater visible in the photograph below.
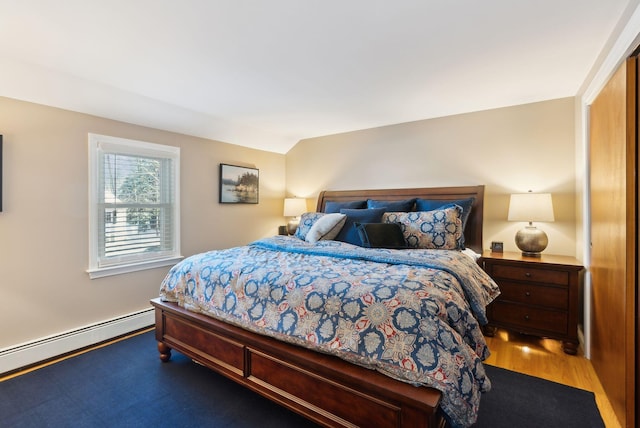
[0,308,154,375]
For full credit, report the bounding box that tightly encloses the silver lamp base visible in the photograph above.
[515,225,548,257]
[287,219,300,235]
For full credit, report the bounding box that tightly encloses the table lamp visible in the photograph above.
[284,198,307,235]
[508,191,554,257]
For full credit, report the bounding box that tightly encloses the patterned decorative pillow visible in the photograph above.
[305,213,347,243]
[415,197,474,231]
[414,198,474,249]
[294,212,346,242]
[294,212,326,240]
[383,206,463,249]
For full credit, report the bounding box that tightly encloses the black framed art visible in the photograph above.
[219,163,259,204]
[490,241,503,253]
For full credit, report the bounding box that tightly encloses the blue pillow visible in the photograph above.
[335,208,387,246]
[367,198,416,211]
[324,200,366,213]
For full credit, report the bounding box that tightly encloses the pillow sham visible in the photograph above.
[323,200,366,213]
[305,213,347,243]
[366,198,416,212]
[383,206,463,250]
[355,222,407,249]
[415,197,474,231]
[415,197,474,248]
[335,208,387,246]
[294,212,326,240]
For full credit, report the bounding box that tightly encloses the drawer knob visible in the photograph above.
[525,291,531,297]
[524,315,530,321]
[524,272,532,278]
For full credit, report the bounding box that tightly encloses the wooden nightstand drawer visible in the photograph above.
[491,265,569,286]
[480,251,584,355]
[491,301,568,335]
[496,282,568,309]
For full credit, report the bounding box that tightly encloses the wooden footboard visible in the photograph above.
[151,298,445,428]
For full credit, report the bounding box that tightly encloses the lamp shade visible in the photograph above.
[508,193,554,223]
[283,198,307,217]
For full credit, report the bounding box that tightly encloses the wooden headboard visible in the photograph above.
[316,185,485,253]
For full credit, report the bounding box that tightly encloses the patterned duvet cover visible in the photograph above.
[160,235,500,427]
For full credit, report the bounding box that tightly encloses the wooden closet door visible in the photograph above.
[589,56,637,428]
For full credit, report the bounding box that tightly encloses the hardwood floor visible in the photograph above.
[1,327,620,427]
[484,328,620,428]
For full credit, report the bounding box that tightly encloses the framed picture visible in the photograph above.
[219,163,259,204]
[490,241,504,253]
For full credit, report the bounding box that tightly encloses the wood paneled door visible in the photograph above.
[589,54,638,428]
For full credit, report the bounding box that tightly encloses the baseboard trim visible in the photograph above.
[0,308,154,375]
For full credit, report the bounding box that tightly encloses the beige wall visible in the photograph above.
[0,95,579,351]
[286,97,577,257]
[0,96,285,348]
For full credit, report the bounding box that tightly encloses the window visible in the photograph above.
[88,134,181,278]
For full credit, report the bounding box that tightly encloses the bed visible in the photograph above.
[151,185,498,428]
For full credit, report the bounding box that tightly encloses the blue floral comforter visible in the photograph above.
[160,236,500,427]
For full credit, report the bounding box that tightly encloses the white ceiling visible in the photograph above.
[0,1,634,153]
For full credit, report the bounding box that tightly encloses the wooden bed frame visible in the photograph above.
[152,185,484,428]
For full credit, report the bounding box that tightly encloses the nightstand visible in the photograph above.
[479,251,584,355]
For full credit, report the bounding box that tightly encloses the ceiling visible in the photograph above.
[0,1,634,153]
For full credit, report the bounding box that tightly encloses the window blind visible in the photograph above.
[88,134,180,277]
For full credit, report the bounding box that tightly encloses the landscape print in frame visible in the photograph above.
[219,163,259,204]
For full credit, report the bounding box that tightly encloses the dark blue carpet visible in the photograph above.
[1,331,604,428]
[473,365,604,428]
[0,331,318,428]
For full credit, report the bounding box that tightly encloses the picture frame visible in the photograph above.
[219,163,259,204]
[490,241,504,253]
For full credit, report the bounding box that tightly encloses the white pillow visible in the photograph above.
[306,213,347,243]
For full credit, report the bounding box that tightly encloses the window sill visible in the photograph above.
[87,256,183,279]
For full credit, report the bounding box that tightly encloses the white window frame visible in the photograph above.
[87,134,182,279]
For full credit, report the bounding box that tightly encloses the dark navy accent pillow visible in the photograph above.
[367,198,416,212]
[355,222,408,249]
[335,208,387,246]
[324,200,366,213]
